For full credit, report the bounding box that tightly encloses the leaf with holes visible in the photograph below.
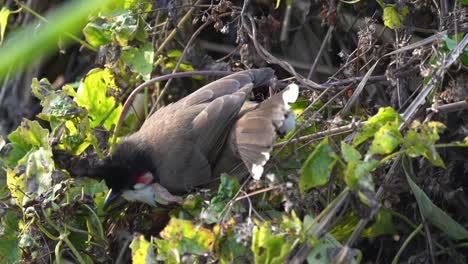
[354,107,401,147]
[130,235,155,264]
[75,68,122,130]
[82,21,112,47]
[383,5,409,29]
[368,122,402,155]
[156,218,215,262]
[404,121,445,168]
[121,43,154,81]
[252,221,294,264]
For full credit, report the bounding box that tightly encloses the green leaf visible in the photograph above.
[130,235,155,264]
[69,178,108,212]
[383,5,409,29]
[32,79,85,123]
[157,218,215,260]
[354,107,401,146]
[344,157,379,207]
[361,209,396,237]
[212,174,240,203]
[443,35,468,66]
[2,120,53,205]
[124,0,152,11]
[329,209,396,241]
[306,233,360,264]
[281,211,303,236]
[164,50,196,75]
[252,221,293,264]
[112,11,143,46]
[300,138,338,193]
[8,119,50,150]
[75,68,122,130]
[0,7,11,45]
[0,211,20,263]
[368,122,402,155]
[2,119,50,167]
[403,121,445,168]
[344,159,378,191]
[457,0,468,5]
[25,147,55,194]
[218,233,250,263]
[404,161,468,240]
[121,43,154,80]
[341,142,361,163]
[31,78,53,100]
[83,21,112,47]
[343,141,379,192]
[201,174,240,224]
[6,146,55,206]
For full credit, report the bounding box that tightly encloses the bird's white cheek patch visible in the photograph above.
[122,187,157,207]
[133,183,148,190]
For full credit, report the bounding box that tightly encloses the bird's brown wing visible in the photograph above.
[176,68,275,163]
[230,84,299,179]
[138,68,275,191]
[179,68,274,107]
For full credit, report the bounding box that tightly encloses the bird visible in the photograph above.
[89,68,299,209]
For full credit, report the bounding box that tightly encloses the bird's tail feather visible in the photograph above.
[233,84,299,179]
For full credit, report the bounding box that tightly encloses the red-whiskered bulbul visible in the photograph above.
[90,68,299,208]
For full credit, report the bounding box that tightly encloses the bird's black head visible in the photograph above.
[91,139,157,208]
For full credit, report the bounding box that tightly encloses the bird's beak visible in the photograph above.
[103,189,121,210]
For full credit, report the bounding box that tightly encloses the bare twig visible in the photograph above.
[149,12,237,115]
[244,14,326,90]
[307,26,334,80]
[274,121,365,147]
[401,33,468,124]
[155,0,203,55]
[428,100,468,113]
[340,60,380,116]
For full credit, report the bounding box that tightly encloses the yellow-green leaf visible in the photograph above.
[354,107,401,146]
[130,235,155,264]
[383,5,409,29]
[252,222,293,264]
[121,43,154,81]
[368,122,402,155]
[341,142,361,163]
[0,7,11,45]
[83,22,112,47]
[158,218,215,258]
[75,68,122,130]
[403,121,446,168]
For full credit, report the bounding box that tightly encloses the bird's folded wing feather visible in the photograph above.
[138,69,275,189]
[179,68,275,107]
[180,68,275,162]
